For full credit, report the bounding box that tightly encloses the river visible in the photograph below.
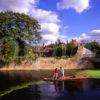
[0,70,100,100]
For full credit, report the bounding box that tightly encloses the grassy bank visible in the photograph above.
[76,69,100,78]
[0,81,45,97]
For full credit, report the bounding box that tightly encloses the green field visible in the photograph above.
[76,69,100,78]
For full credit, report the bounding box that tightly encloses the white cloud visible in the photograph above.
[91,30,100,33]
[42,34,58,42]
[29,9,60,23]
[74,30,100,43]
[58,34,67,43]
[57,0,90,13]
[0,0,37,14]
[42,34,59,45]
[41,23,60,34]
[88,30,100,42]
[29,8,61,44]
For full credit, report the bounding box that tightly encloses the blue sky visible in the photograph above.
[0,0,100,44]
[38,0,100,41]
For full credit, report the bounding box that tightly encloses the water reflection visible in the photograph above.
[0,71,100,100]
[53,80,91,95]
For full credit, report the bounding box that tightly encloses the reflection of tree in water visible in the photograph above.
[64,80,91,96]
[53,81,65,92]
[53,80,91,96]
[65,82,80,96]
[91,79,100,89]
[31,84,41,100]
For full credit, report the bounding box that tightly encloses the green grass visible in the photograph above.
[76,69,100,78]
[0,81,45,97]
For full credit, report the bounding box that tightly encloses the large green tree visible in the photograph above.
[0,11,41,44]
[0,11,42,64]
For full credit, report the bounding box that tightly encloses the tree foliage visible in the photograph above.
[0,11,41,44]
[85,41,100,57]
[54,39,78,57]
[0,11,42,65]
[85,41,100,69]
[66,40,78,56]
[0,38,19,64]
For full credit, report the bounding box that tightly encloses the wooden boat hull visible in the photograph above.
[43,76,89,81]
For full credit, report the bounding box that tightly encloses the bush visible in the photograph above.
[25,48,36,62]
[54,40,78,57]
[0,38,19,64]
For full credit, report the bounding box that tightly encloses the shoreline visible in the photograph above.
[0,67,77,71]
[0,57,93,71]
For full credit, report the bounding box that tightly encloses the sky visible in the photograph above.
[0,0,100,44]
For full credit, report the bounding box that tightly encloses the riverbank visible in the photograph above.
[0,69,100,79]
[76,69,100,78]
[0,57,93,70]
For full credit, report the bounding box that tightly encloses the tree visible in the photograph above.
[0,11,41,44]
[0,11,42,65]
[85,41,100,57]
[66,40,78,57]
[55,43,66,57]
[0,37,19,64]
[85,41,100,69]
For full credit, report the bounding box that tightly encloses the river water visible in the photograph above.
[0,70,100,100]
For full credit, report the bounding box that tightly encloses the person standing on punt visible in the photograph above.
[53,68,59,79]
[59,67,64,78]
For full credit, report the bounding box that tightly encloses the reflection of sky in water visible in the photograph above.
[31,82,59,98]
[0,71,100,100]
[29,80,100,100]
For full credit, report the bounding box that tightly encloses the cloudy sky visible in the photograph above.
[0,0,100,44]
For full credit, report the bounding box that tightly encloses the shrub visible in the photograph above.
[0,38,19,64]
